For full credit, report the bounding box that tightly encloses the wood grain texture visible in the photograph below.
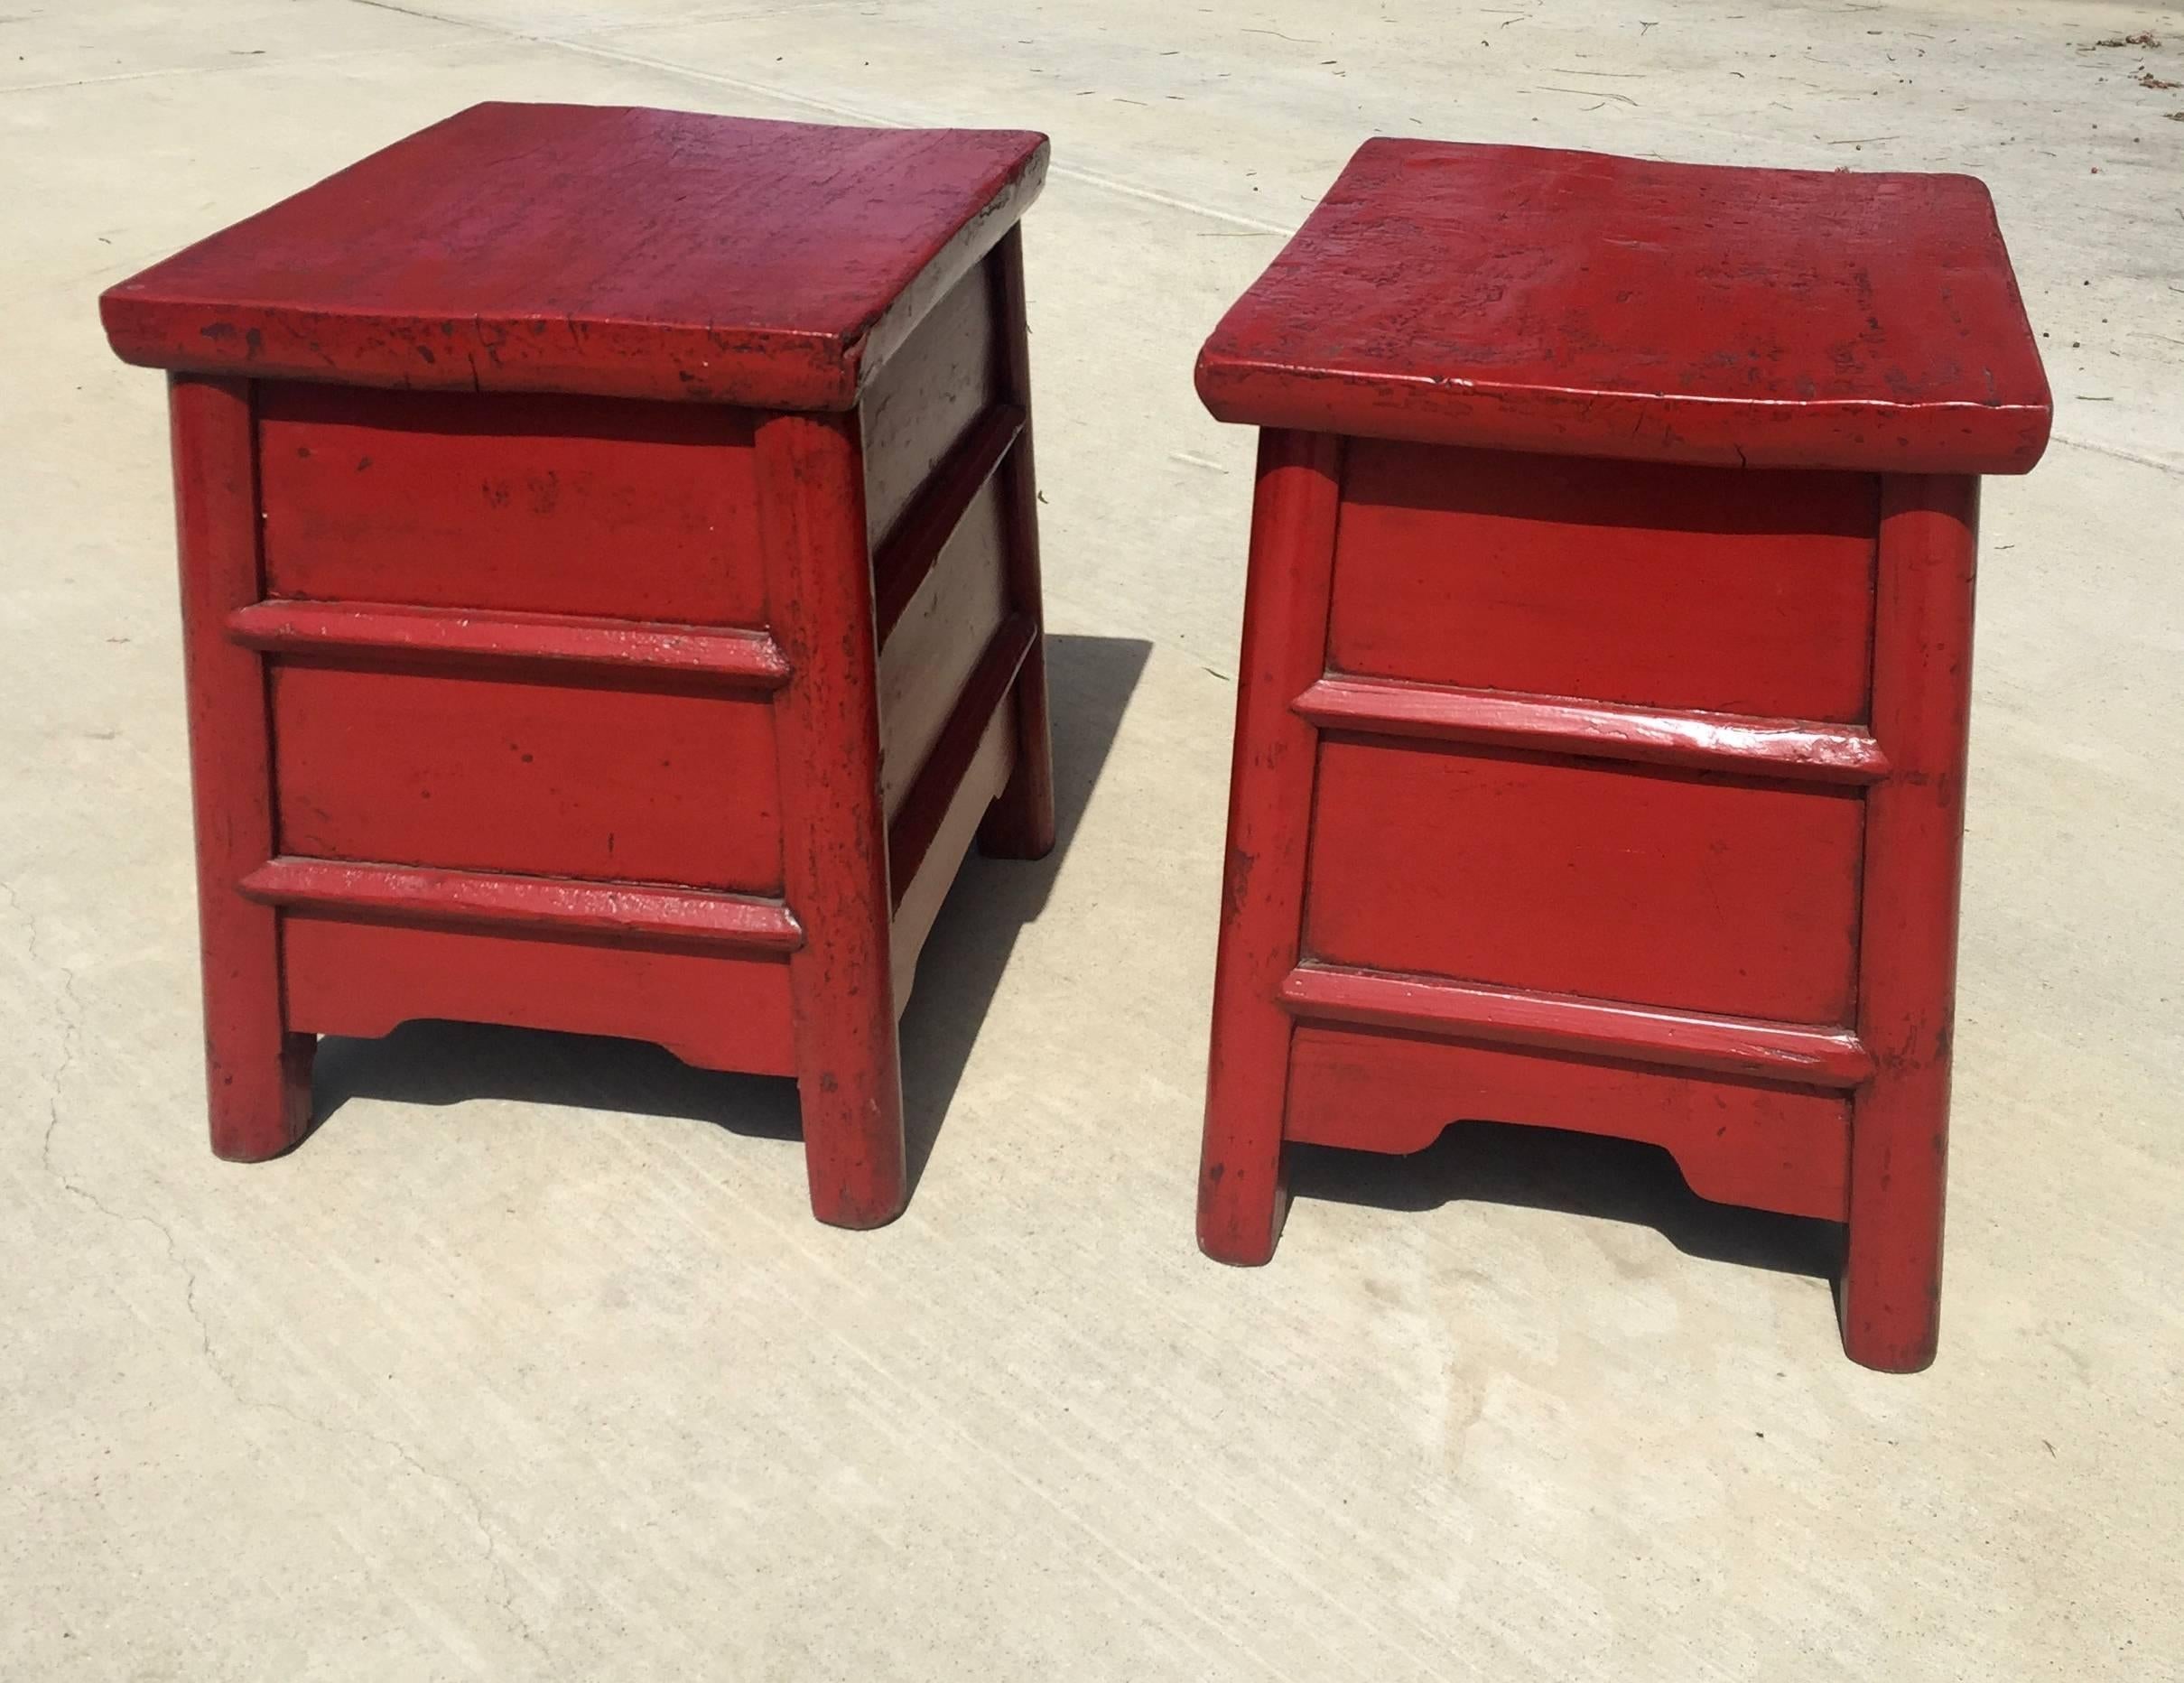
[1328,442,1878,723]
[256,384,766,625]
[889,701,1015,1011]
[860,263,1002,552]
[1197,141,2051,473]
[1197,431,1343,1266]
[756,411,907,1229]
[885,613,1036,910]
[1840,475,1980,1372]
[871,404,1022,643]
[281,914,796,1076]
[877,479,1009,823]
[101,103,1049,410]
[1285,1025,1852,1223]
[271,662,784,891]
[168,376,315,1158]
[1305,739,1866,1024]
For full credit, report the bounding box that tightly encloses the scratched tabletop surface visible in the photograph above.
[1196,139,2051,471]
[99,101,1047,408]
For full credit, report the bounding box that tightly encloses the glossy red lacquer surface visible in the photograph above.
[1196,426,1994,1369]
[1284,1027,1852,1223]
[101,103,1047,410]
[116,109,1055,1235]
[1197,141,2050,472]
[1329,441,1878,722]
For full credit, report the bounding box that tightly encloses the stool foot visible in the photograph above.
[798,1057,909,1230]
[206,1030,316,1162]
[1197,1139,1289,1266]
[1838,1223,1943,1373]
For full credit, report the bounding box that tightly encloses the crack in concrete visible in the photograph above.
[2048,431,2184,477]
[6,877,546,1668]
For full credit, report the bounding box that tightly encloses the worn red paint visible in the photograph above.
[102,102,1048,412]
[105,105,1055,1230]
[1196,141,2050,475]
[1194,141,2049,1371]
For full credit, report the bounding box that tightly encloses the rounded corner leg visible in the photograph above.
[1836,475,1975,1374]
[798,1045,909,1230]
[1837,1059,1948,1373]
[1194,428,1342,1271]
[170,374,315,1167]
[978,221,1055,865]
[206,1028,317,1163]
[1838,1218,1943,1373]
[977,643,1055,861]
[1197,1133,1289,1266]
[755,408,912,1233]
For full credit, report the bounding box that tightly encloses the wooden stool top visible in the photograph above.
[100,102,1046,412]
[1196,140,2049,474]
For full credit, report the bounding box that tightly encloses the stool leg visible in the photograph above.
[1841,475,1979,1372]
[1198,431,1344,1265]
[978,225,1056,860]
[170,376,315,1160]
[756,411,907,1229]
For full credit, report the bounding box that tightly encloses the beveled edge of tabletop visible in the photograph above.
[1193,360,2055,475]
[1194,137,2054,476]
[98,107,1051,414]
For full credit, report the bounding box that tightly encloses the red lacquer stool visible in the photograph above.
[1193,142,2049,1369]
[101,102,1055,1228]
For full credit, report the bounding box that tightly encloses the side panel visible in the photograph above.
[973,224,1057,859]
[257,385,765,624]
[271,661,784,891]
[1285,1024,1851,1222]
[1306,739,1865,1024]
[282,915,795,1076]
[889,705,1016,1008]
[877,478,1009,823]
[860,266,1002,554]
[1330,442,1878,722]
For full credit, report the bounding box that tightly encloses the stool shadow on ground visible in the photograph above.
[1287,1122,1841,1281]
[894,633,1150,1188]
[313,633,1155,1200]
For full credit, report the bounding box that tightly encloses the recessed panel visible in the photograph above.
[1305,739,1863,1024]
[877,478,1009,823]
[1330,442,1877,722]
[859,264,1000,552]
[1284,1024,1851,1222]
[273,662,782,891]
[258,384,764,624]
[282,915,795,1077]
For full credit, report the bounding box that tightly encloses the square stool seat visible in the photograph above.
[104,101,1046,411]
[1195,139,2049,473]
[1193,140,2049,1370]
[103,102,1056,1229]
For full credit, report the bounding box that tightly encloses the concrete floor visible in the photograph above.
[5,1,2181,1677]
